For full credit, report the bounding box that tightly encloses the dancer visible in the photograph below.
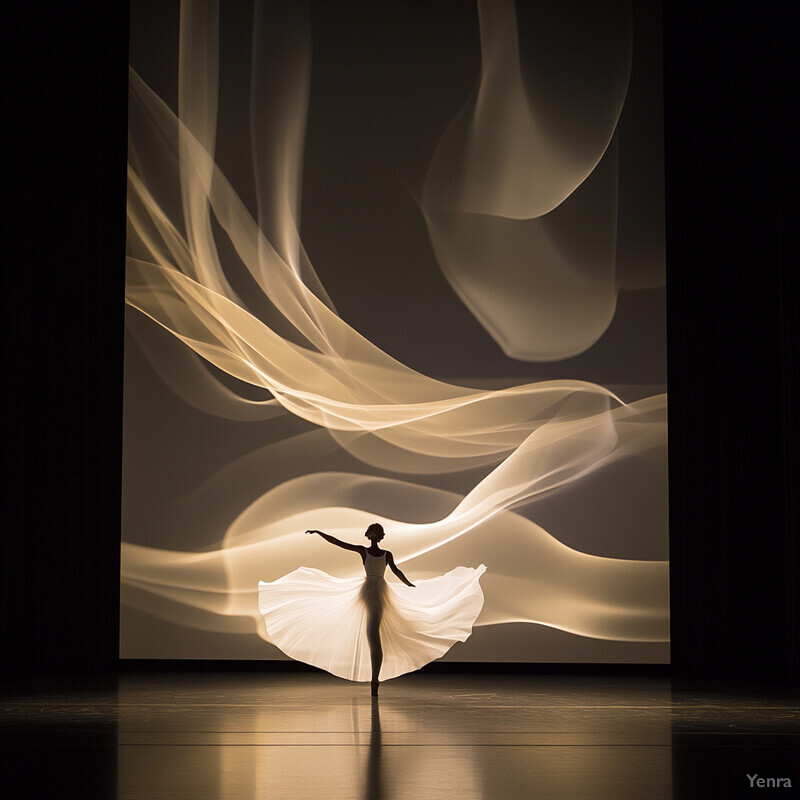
[307,523,414,695]
[258,523,486,695]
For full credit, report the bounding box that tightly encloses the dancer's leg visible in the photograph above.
[366,608,383,695]
[362,578,385,695]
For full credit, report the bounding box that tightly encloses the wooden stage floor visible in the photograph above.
[2,670,798,799]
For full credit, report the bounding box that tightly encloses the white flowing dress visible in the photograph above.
[258,553,486,682]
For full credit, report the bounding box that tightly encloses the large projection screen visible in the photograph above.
[121,0,668,663]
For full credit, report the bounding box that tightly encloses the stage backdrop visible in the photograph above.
[121,0,668,663]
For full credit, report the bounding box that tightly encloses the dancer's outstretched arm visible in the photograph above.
[306,529,364,553]
[386,552,415,587]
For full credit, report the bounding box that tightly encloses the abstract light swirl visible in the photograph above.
[121,0,668,661]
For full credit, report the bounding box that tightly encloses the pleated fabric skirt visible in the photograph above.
[258,564,486,682]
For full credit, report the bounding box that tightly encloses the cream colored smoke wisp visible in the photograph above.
[422,0,636,360]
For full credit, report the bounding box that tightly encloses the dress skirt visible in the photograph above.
[258,564,486,682]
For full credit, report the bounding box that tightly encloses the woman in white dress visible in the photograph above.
[308,523,413,695]
[258,523,486,695]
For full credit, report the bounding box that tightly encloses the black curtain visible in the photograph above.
[3,2,128,675]
[664,2,798,685]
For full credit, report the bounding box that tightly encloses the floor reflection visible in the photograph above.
[2,671,797,799]
[365,698,382,800]
[113,672,668,799]
[349,696,484,800]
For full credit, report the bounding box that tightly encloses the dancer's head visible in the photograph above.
[365,523,385,543]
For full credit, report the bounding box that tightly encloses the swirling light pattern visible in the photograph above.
[423,0,664,361]
[121,0,668,662]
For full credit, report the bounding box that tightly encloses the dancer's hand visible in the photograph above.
[305,529,319,535]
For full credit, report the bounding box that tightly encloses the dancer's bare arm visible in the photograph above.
[306,529,365,554]
[386,551,415,587]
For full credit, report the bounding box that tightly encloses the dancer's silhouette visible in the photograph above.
[258,523,485,694]
[306,524,414,695]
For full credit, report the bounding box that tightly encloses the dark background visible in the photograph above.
[2,1,797,686]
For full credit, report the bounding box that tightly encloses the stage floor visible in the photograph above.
[2,670,798,799]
